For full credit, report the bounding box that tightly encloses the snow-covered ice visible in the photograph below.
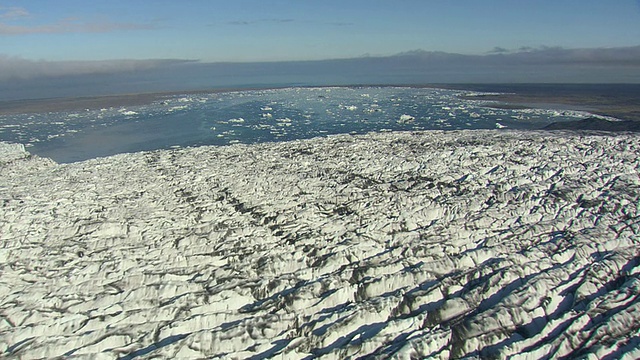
[1,130,640,359]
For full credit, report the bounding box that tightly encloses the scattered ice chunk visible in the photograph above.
[399,114,415,123]
[168,105,188,112]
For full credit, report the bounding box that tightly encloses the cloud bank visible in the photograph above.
[392,45,640,66]
[0,19,157,35]
[3,45,638,81]
[497,46,640,65]
[0,56,195,81]
[224,18,353,27]
[0,6,157,35]
[228,18,295,25]
[0,6,29,20]
[2,45,639,101]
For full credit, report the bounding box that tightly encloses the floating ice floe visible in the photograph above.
[398,114,415,123]
[118,109,138,116]
[340,105,358,111]
[168,105,188,112]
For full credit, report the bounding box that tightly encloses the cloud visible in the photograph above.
[488,46,509,54]
[0,6,29,19]
[0,5,159,35]
[0,18,157,35]
[226,19,353,27]
[326,22,354,26]
[0,56,195,81]
[2,45,639,99]
[396,45,640,66]
[499,45,640,66]
[228,18,295,26]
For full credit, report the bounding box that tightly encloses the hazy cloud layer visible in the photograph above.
[488,47,509,54]
[0,6,158,35]
[228,18,295,25]
[395,46,640,66]
[326,21,354,26]
[225,18,354,27]
[502,46,640,65]
[0,19,157,35]
[0,56,194,80]
[2,45,639,100]
[2,46,638,82]
[0,6,29,19]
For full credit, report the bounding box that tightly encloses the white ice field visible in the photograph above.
[1,130,640,359]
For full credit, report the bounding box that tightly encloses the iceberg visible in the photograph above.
[1,130,639,359]
[398,114,415,123]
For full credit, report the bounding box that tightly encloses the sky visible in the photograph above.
[2,0,640,62]
[1,1,640,99]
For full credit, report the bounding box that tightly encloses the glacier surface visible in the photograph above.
[1,130,640,359]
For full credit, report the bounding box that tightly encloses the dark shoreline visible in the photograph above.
[0,87,282,116]
[1,83,639,123]
[437,83,640,122]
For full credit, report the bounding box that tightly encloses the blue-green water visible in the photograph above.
[0,87,596,163]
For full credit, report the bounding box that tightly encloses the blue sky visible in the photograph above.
[1,0,640,99]
[2,0,640,62]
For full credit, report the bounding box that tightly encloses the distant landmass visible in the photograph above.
[543,117,640,132]
[449,83,640,122]
[2,46,640,102]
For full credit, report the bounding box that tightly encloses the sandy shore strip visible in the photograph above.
[2,130,639,359]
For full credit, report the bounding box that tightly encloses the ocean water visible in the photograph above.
[0,87,596,163]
